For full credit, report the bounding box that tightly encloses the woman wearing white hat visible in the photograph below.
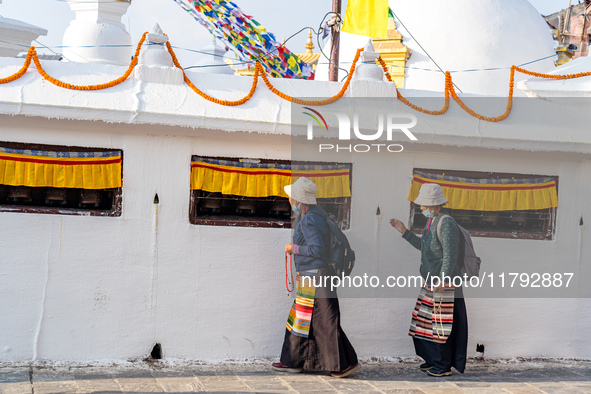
[390,183,468,377]
[272,177,360,378]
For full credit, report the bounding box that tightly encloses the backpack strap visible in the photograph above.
[435,213,453,242]
[306,208,332,239]
[307,207,329,228]
[308,206,328,219]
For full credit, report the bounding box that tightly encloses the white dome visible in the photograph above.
[317,0,556,96]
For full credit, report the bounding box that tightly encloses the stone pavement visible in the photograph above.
[1,360,591,393]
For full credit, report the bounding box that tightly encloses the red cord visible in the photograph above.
[285,251,294,293]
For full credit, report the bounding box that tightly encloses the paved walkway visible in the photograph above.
[1,360,590,393]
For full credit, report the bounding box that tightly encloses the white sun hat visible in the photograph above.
[284,177,317,204]
[414,183,447,206]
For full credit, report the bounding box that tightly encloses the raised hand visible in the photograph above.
[389,218,407,234]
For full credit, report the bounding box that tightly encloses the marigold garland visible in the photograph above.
[0,48,33,85]
[1,30,590,122]
[166,41,259,106]
[448,65,515,122]
[514,66,591,80]
[378,56,450,115]
[31,33,147,91]
[258,48,362,106]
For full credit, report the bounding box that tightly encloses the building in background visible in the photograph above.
[545,0,591,65]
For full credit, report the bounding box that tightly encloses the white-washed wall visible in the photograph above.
[0,115,590,362]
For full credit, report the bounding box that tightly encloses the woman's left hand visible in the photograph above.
[285,244,293,254]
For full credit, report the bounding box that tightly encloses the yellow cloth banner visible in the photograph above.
[0,151,122,189]
[191,159,351,199]
[408,174,558,211]
[342,0,389,38]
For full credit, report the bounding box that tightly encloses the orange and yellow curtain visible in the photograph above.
[0,147,122,189]
[408,171,557,211]
[191,157,351,199]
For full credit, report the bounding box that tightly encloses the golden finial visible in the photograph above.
[305,28,315,54]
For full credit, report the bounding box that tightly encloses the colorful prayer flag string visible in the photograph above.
[172,0,315,79]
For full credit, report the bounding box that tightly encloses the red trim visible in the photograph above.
[191,163,349,177]
[413,176,555,191]
[0,155,122,165]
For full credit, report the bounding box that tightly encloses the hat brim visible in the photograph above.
[284,184,317,204]
[414,196,447,206]
[284,185,292,199]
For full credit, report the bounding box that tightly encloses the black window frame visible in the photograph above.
[409,168,558,240]
[189,156,352,229]
[0,141,123,217]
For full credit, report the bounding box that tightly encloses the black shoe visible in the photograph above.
[419,363,433,371]
[427,367,452,377]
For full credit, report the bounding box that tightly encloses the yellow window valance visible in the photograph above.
[408,171,558,211]
[191,157,351,199]
[0,147,122,189]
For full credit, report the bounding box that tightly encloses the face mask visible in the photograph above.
[292,204,301,215]
[422,208,435,218]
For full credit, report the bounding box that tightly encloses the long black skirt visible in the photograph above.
[280,269,358,371]
[413,287,468,373]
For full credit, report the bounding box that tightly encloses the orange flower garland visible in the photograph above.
[514,66,591,80]
[258,48,362,106]
[0,31,590,122]
[378,56,450,116]
[448,68,514,122]
[31,33,147,91]
[166,41,259,106]
[0,47,34,84]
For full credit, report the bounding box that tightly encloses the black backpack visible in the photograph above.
[310,209,356,277]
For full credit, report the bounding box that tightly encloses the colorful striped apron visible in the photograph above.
[409,284,455,344]
[285,269,318,338]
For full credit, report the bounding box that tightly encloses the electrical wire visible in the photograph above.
[34,39,75,62]
[0,28,566,77]
[184,25,317,71]
[390,10,464,93]
[316,11,349,78]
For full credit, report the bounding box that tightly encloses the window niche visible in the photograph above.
[0,142,122,217]
[190,157,352,229]
[409,169,558,240]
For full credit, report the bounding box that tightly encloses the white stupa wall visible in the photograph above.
[1,105,590,361]
[0,27,589,361]
[317,0,556,96]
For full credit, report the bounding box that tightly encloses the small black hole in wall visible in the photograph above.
[476,344,485,353]
[151,343,162,359]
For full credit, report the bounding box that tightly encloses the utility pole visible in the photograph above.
[329,0,341,82]
[579,13,589,57]
[562,0,573,46]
